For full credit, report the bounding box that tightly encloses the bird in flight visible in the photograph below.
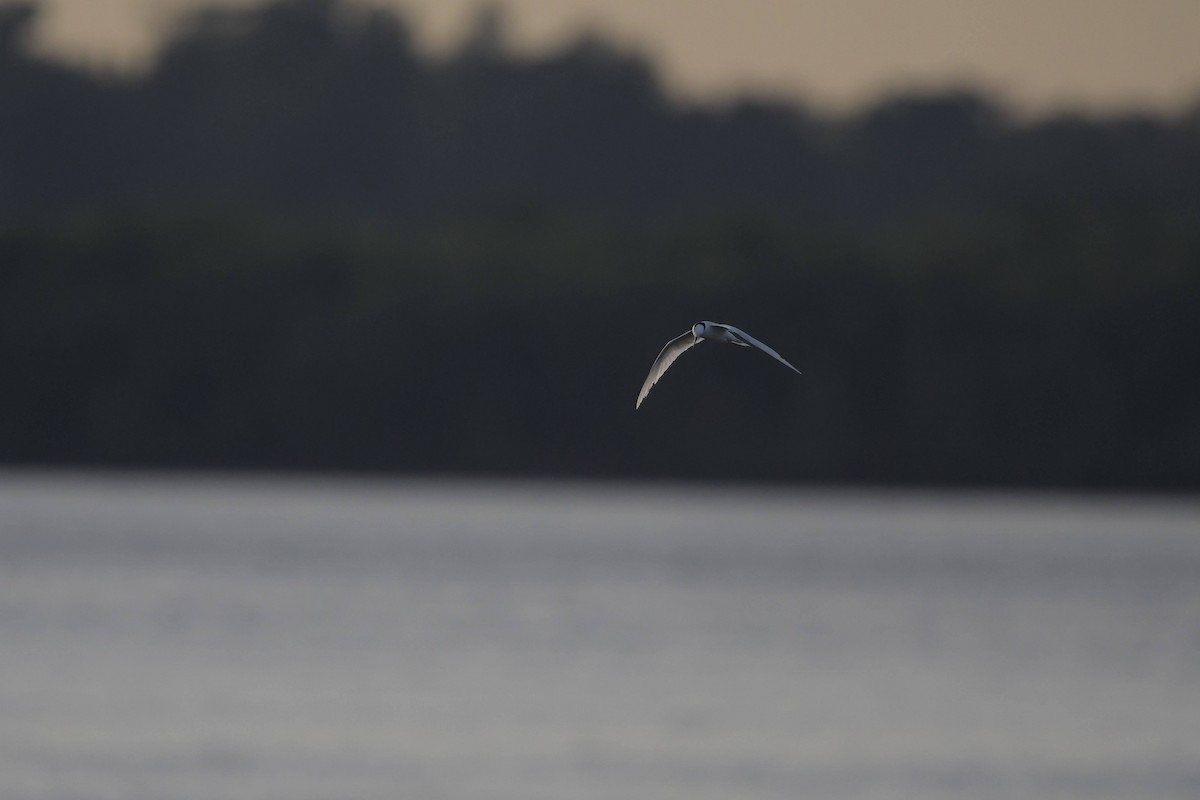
[636,321,802,409]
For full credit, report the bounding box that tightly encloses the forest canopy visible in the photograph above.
[2,0,1199,489]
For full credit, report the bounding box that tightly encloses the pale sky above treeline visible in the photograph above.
[22,0,1200,117]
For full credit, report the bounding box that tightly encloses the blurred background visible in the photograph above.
[2,0,1198,489]
[3,2,1200,799]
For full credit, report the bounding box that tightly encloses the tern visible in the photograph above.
[636,321,802,409]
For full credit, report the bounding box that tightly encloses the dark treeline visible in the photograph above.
[5,0,1199,226]
[2,0,1199,489]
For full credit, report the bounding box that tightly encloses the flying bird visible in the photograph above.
[636,321,802,409]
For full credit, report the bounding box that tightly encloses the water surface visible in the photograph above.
[2,472,1198,799]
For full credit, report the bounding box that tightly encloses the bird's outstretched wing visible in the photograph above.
[636,331,699,409]
[718,324,802,375]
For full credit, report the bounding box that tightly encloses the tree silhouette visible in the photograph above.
[1,0,1199,488]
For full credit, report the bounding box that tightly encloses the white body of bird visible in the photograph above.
[636,320,801,409]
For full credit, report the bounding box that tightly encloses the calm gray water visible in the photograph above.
[2,472,1199,800]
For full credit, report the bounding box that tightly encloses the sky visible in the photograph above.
[21,0,1200,117]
